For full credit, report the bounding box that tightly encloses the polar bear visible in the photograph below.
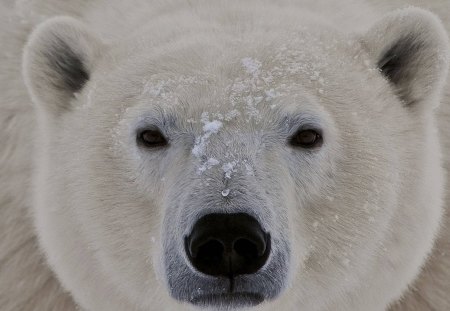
[1,0,450,310]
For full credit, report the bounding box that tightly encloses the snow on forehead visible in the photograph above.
[136,35,363,177]
[138,33,359,115]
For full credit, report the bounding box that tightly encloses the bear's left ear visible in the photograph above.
[23,16,104,115]
[361,8,449,109]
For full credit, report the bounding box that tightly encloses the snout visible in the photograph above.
[185,213,271,279]
[183,213,271,307]
[164,211,289,308]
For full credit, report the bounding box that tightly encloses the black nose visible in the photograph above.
[185,213,271,277]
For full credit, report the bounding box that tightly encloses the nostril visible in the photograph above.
[196,239,224,264]
[233,238,260,260]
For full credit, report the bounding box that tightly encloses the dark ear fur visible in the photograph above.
[43,36,90,94]
[362,8,449,108]
[23,16,103,114]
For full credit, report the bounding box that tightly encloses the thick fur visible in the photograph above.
[1,1,450,310]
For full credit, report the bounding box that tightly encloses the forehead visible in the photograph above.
[94,27,373,128]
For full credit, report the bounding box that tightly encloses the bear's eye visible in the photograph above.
[137,129,168,148]
[289,129,323,148]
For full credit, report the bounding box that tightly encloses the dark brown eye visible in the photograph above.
[138,129,168,148]
[289,129,323,148]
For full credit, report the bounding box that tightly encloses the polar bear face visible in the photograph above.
[23,8,449,311]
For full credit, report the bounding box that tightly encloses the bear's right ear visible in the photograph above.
[23,16,103,114]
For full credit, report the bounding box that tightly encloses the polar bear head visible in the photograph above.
[22,7,449,311]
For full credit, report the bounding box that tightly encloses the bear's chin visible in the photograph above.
[190,292,264,309]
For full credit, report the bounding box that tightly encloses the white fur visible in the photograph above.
[1,0,450,310]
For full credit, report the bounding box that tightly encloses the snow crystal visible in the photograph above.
[143,80,166,97]
[212,112,224,120]
[221,189,231,197]
[203,120,223,133]
[224,109,241,121]
[192,113,225,174]
[264,88,279,101]
[310,71,321,81]
[241,57,262,77]
[197,157,220,173]
[207,158,220,166]
[222,161,238,179]
[244,162,254,176]
[192,112,223,159]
